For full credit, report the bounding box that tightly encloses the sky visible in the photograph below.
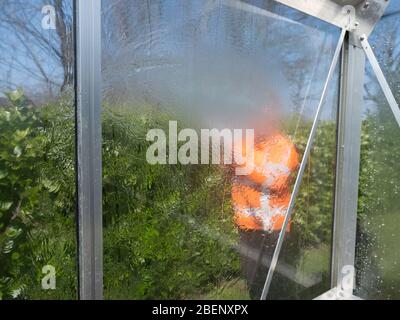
[0,0,398,125]
[101,0,340,129]
[0,0,68,99]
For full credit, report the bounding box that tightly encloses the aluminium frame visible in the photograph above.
[330,31,365,296]
[264,0,398,300]
[73,0,399,300]
[75,0,103,300]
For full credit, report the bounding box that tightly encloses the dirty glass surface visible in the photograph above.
[0,0,77,299]
[101,0,340,299]
[355,1,400,300]
[267,58,340,300]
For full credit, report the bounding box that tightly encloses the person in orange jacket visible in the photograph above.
[232,108,299,299]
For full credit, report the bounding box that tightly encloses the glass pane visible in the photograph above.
[355,3,400,300]
[0,1,77,299]
[101,0,340,299]
[268,59,339,300]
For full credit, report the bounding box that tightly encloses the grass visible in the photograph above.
[190,278,250,300]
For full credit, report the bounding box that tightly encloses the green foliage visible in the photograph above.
[288,120,337,247]
[265,119,338,300]
[0,89,76,299]
[358,111,400,219]
[101,107,239,298]
[0,92,239,299]
[1,89,398,300]
[355,109,400,299]
[0,88,44,298]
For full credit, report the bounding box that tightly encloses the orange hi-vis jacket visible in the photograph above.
[232,133,299,232]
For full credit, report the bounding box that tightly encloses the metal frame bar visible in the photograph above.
[328,30,400,300]
[331,32,366,292]
[273,0,390,37]
[69,0,394,300]
[273,0,345,29]
[314,287,363,300]
[260,28,347,300]
[75,0,103,300]
[360,35,400,127]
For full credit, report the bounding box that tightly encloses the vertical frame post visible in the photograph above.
[331,33,365,293]
[75,0,103,300]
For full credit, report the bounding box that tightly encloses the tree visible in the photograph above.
[0,0,73,99]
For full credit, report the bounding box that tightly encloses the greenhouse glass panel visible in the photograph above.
[0,1,77,299]
[0,0,398,302]
[267,51,340,300]
[355,1,400,300]
[101,0,341,299]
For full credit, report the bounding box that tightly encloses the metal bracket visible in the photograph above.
[342,5,358,31]
[273,0,390,37]
[314,287,363,300]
